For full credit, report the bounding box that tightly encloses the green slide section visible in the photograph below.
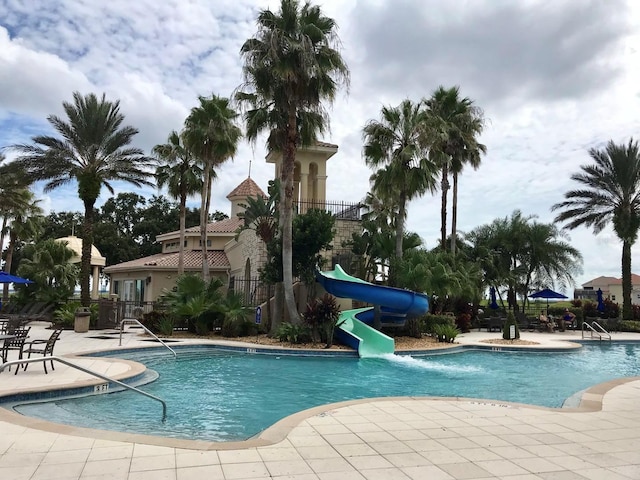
[338,308,394,358]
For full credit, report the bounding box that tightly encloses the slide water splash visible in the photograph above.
[372,353,482,374]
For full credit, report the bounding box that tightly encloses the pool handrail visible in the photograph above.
[0,356,167,420]
[119,318,176,357]
[581,321,611,341]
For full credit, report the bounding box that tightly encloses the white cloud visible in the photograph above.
[2,0,640,293]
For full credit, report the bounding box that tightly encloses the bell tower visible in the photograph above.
[266,142,338,209]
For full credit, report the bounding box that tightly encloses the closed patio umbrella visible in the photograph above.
[489,286,499,309]
[597,288,605,313]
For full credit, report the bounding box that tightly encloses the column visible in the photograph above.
[299,172,309,213]
[91,265,100,299]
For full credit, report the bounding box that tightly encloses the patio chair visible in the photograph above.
[0,327,31,371]
[22,329,63,374]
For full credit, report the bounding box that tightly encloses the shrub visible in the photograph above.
[401,317,423,338]
[423,315,456,335]
[52,302,80,329]
[619,320,640,332]
[303,294,342,347]
[432,324,460,343]
[274,322,312,344]
[141,310,168,333]
[219,292,254,337]
[502,312,520,340]
[455,313,472,333]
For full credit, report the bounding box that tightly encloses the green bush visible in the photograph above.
[53,302,80,329]
[401,317,423,338]
[423,314,456,335]
[303,294,342,347]
[619,320,640,332]
[432,324,460,343]
[274,322,312,344]
[141,310,168,333]
[502,312,520,340]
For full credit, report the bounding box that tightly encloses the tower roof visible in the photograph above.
[226,177,266,200]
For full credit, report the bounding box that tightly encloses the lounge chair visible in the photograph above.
[22,329,63,374]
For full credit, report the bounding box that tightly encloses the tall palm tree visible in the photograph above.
[363,99,438,266]
[11,92,153,306]
[553,139,640,320]
[0,155,33,259]
[237,0,349,323]
[183,95,241,282]
[424,86,486,253]
[153,131,204,275]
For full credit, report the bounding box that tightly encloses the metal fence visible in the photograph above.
[295,199,362,220]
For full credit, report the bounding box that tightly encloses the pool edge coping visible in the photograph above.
[1,339,639,450]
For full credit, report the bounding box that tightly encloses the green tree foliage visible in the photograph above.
[183,95,241,282]
[363,99,438,268]
[553,139,640,320]
[11,92,154,306]
[16,239,79,304]
[238,0,349,323]
[424,86,486,253]
[466,210,582,312]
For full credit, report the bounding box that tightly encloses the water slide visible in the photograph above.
[316,265,429,357]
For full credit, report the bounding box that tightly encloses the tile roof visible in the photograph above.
[226,177,266,199]
[104,250,229,272]
[582,274,640,287]
[315,141,338,149]
[184,217,244,234]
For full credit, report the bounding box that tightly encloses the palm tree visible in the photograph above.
[183,95,241,282]
[153,131,204,275]
[553,139,640,320]
[0,155,33,258]
[2,192,43,302]
[363,99,438,267]
[424,86,486,253]
[11,92,153,306]
[237,0,349,323]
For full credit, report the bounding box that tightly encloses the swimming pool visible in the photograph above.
[12,343,640,442]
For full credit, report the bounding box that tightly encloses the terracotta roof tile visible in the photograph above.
[104,250,229,272]
[184,217,244,234]
[226,177,266,199]
[315,141,338,149]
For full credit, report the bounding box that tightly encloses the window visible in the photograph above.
[612,295,616,301]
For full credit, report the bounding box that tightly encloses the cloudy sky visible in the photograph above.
[1,0,639,293]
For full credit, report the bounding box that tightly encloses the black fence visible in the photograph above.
[228,276,275,306]
[295,200,362,220]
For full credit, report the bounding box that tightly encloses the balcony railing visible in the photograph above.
[294,199,362,220]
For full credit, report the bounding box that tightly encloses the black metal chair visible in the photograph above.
[1,327,31,371]
[22,329,63,374]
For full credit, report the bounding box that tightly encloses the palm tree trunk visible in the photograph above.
[178,192,186,276]
[396,194,406,260]
[81,199,95,307]
[440,165,449,251]
[281,112,301,324]
[450,171,459,256]
[2,231,16,303]
[622,239,633,320]
[200,164,211,282]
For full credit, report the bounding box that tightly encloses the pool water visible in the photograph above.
[14,343,640,442]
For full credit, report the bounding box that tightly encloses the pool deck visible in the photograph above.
[0,323,639,480]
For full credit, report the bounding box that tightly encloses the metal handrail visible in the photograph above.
[119,318,176,357]
[0,356,167,420]
[591,321,612,341]
[581,322,611,341]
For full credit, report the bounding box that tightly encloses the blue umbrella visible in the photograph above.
[596,288,605,313]
[489,286,499,309]
[0,271,33,284]
[529,288,567,313]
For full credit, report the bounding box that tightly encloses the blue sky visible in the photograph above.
[1,0,640,293]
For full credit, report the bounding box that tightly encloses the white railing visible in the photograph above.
[582,322,611,341]
[119,318,176,357]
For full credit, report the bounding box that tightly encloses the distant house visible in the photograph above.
[574,274,640,305]
[103,143,362,309]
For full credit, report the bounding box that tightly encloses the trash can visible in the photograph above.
[74,307,91,333]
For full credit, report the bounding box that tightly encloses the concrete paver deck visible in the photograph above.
[1,322,639,479]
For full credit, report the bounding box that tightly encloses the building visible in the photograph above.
[574,274,640,305]
[54,235,106,299]
[103,143,362,309]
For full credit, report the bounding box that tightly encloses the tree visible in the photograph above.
[553,139,640,320]
[363,99,438,266]
[0,156,33,260]
[11,92,154,306]
[2,192,43,302]
[17,238,79,304]
[424,86,486,254]
[183,95,241,282]
[238,0,349,323]
[153,131,203,275]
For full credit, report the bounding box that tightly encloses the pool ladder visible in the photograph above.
[0,356,167,420]
[119,318,177,357]
[581,321,611,342]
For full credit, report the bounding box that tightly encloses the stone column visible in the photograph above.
[299,172,309,213]
[91,265,100,299]
[316,175,327,204]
